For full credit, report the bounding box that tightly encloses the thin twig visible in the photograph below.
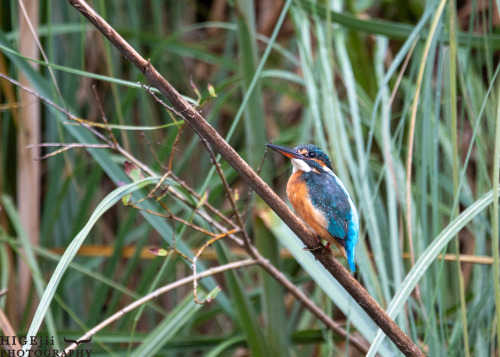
[92,84,119,147]
[146,171,171,199]
[170,172,236,228]
[198,136,254,253]
[26,143,112,160]
[168,123,185,172]
[0,72,114,147]
[192,229,238,304]
[127,202,220,239]
[142,132,169,172]
[141,83,182,127]
[63,259,258,354]
[144,122,185,198]
[243,146,270,220]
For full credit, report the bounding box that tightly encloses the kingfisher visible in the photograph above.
[267,143,359,271]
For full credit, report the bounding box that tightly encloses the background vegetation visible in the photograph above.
[1,0,500,356]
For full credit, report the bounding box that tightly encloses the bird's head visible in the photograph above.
[266,144,333,174]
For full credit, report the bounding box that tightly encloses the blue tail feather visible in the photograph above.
[346,247,356,272]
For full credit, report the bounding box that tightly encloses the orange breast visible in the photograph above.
[286,172,347,258]
[286,172,329,238]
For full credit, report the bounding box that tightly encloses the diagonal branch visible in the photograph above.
[66,1,423,355]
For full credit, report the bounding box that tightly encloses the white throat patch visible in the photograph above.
[322,165,333,174]
[291,159,311,173]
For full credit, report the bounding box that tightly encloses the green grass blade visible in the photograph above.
[296,0,500,49]
[2,195,60,349]
[448,1,470,353]
[203,336,246,357]
[492,76,500,350]
[215,244,268,357]
[20,178,158,351]
[133,289,219,356]
[367,189,500,355]
[198,0,292,192]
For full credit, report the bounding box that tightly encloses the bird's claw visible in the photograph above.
[302,245,323,252]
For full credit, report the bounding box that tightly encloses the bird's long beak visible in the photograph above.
[266,144,303,159]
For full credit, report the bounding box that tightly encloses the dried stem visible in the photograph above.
[92,84,119,147]
[62,259,258,354]
[243,146,270,220]
[26,143,112,160]
[192,229,238,304]
[170,172,236,228]
[141,83,182,126]
[197,136,254,252]
[142,132,168,172]
[144,123,185,199]
[168,124,185,172]
[128,202,222,239]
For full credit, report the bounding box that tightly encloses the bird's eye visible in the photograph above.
[308,152,316,158]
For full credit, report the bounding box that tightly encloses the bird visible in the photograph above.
[267,143,359,271]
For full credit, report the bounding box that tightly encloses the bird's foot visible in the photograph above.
[302,245,323,252]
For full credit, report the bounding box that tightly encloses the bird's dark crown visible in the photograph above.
[293,144,333,171]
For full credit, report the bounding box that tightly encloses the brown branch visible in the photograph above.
[142,132,168,172]
[66,1,423,355]
[143,123,185,199]
[141,83,183,126]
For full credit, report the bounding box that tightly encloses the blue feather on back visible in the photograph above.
[302,166,359,271]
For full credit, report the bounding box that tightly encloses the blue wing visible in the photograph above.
[305,172,351,240]
[304,170,359,271]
